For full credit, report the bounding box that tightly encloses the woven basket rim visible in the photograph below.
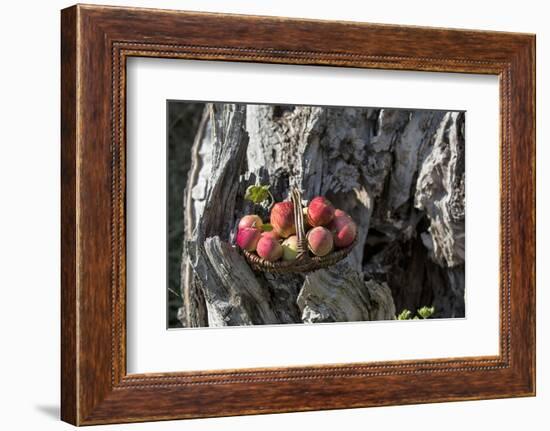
[242,240,356,272]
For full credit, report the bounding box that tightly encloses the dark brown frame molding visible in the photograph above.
[61,4,536,425]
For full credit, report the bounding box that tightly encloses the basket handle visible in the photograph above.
[291,188,308,259]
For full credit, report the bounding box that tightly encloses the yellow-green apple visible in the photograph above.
[282,235,299,261]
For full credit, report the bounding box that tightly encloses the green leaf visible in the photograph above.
[417,306,435,319]
[244,185,271,204]
[262,223,273,232]
[396,309,412,320]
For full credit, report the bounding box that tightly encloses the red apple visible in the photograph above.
[307,196,335,227]
[282,235,299,261]
[261,230,280,240]
[256,236,283,262]
[238,214,263,230]
[334,209,351,219]
[236,227,261,252]
[329,214,357,248]
[270,201,296,238]
[307,226,334,257]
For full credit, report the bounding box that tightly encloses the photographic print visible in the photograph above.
[168,102,465,328]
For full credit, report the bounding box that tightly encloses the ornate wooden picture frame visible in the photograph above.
[61,4,535,425]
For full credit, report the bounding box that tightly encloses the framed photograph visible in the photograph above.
[61,4,536,425]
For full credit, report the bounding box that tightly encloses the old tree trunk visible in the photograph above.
[177,104,465,327]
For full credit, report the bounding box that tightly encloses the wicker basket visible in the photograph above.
[242,188,356,273]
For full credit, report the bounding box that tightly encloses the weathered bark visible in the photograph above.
[415,112,465,268]
[167,102,205,327]
[182,103,259,326]
[297,261,394,323]
[178,103,465,327]
[364,110,466,318]
[190,237,279,325]
[179,108,210,327]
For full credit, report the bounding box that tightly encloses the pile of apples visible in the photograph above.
[236,196,357,262]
